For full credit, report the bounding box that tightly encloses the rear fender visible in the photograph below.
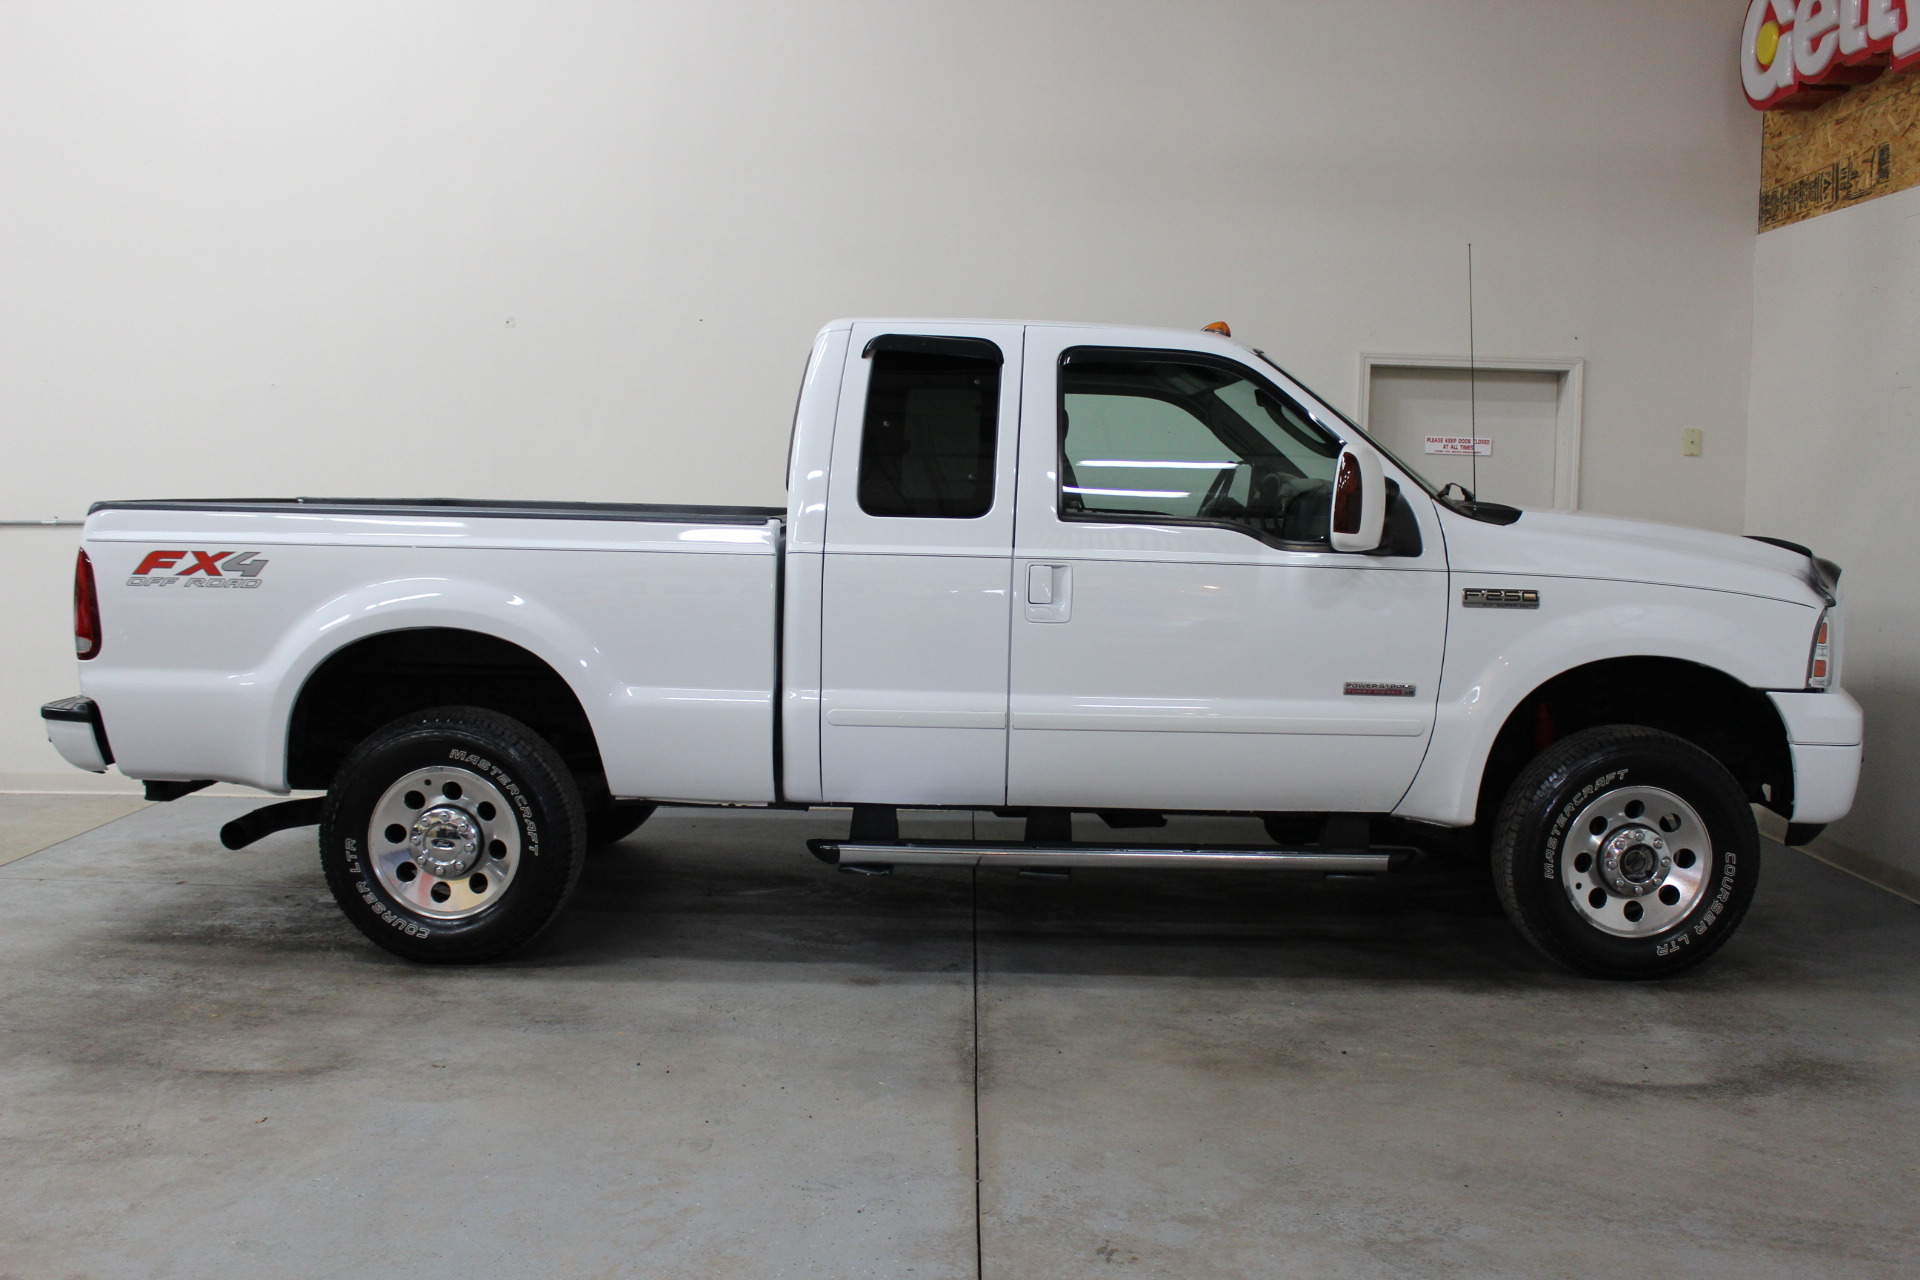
[267,577,605,790]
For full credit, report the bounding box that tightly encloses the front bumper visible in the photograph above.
[1768,690,1863,824]
[41,696,113,773]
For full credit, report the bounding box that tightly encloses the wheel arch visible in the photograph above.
[285,627,609,798]
[1471,655,1793,831]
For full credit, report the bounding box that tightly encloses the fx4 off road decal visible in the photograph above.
[126,550,269,589]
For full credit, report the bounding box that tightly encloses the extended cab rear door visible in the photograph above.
[816,322,1024,805]
[1006,326,1448,813]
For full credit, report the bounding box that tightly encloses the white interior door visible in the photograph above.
[1366,365,1566,510]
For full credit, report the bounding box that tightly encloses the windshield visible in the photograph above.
[1248,349,1444,501]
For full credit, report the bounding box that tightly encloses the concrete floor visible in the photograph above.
[0,793,147,866]
[1,802,1917,1279]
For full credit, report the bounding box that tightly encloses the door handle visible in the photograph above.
[1024,563,1071,623]
[1026,563,1055,605]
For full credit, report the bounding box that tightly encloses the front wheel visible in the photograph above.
[320,706,587,963]
[1491,725,1760,980]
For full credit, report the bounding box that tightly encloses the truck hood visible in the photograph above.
[1438,507,1832,607]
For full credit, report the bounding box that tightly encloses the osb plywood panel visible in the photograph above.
[1761,65,1920,231]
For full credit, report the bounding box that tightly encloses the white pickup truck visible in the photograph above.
[43,319,1861,978]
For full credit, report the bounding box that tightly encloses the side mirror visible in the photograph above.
[1329,444,1386,553]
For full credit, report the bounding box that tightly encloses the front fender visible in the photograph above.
[1395,579,1817,825]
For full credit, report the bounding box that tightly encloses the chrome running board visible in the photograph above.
[807,839,1415,874]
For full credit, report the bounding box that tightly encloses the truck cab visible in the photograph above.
[787,320,1445,817]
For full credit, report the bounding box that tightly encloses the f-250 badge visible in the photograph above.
[1462,587,1539,609]
[126,550,269,589]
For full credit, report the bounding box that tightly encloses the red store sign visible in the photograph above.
[1742,0,1920,109]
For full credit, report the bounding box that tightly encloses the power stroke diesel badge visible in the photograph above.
[127,550,269,589]
[1344,682,1416,697]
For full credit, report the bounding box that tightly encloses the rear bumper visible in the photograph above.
[41,696,113,773]
[1768,690,1863,824]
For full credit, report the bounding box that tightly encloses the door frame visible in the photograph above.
[815,320,1025,807]
[1357,353,1585,511]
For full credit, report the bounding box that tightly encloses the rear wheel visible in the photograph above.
[1491,725,1759,979]
[320,706,587,963]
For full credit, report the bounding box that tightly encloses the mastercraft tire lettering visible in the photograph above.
[1490,726,1761,980]
[319,706,587,963]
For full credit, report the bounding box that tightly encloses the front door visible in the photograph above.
[1007,328,1448,813]
[817,322,1023,805]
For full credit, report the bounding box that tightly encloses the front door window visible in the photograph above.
[1059,348,1343,547]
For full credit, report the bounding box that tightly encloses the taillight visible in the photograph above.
[1806,611,1831,689]
[74,549,101,660]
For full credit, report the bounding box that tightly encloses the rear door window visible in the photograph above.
[857,340,1002,519]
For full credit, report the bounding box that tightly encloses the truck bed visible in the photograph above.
[78,497,786,802]
[90,497,787,525]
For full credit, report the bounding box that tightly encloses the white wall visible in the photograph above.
[0,527,101,790]
[1747,182,1920,886]
[1,0,1762,785]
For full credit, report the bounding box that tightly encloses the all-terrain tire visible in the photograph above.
[320,706,587,963]
[1490,725,1760,980]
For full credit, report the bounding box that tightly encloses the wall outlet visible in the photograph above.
[1681,428,1703,457]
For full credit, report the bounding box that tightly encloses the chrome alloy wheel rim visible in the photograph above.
[368,765,519,921]
[1560,785,1711,937]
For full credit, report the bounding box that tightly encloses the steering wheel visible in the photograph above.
[1244,466,1284,517]
[1196,462,1243,517]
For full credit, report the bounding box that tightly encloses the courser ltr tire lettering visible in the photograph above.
[1490,725,1760,980]
[320,706,587,963]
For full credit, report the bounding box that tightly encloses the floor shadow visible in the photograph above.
[73,806,1920,993]
[536,821,1543,987]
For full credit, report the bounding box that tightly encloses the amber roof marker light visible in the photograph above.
[1203,321,1231,336]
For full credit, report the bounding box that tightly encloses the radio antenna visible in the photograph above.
[1467,243,1479,502]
